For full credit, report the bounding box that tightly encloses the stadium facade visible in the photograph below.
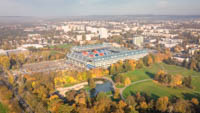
[67,43,149,69]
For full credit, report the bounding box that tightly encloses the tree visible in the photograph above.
[172,74,183,86]
[58,104,73,113]
[156,96,169,112]
[0,56,10,70]
[124,60,132,71]
[110,64,116,75]
[116,62,124,73]
[94,92,111,113]
[147,55,153,66]
[154,70,166,81]
[114,88,120,99]
[183,75,192,88]
[124,77,131,86]
[126,96,137,107]
[114,73,126,85]
[88,78,96,89]
[191,98,199,105]
[136,59,144,69]
[173,99,191,113]
[139,101,148,109]
[182,60,189,68]
[118,100,127,110]
[189,59,198,71]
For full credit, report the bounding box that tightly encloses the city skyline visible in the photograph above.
[0,0,200,17]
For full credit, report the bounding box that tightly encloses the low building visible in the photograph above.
[21,44,44,49]
[172,55,189,62]
[0,49,6,55]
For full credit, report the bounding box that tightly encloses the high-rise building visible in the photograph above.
[99,28,108,39]
[61,26,70,32]
[133,36,144,47]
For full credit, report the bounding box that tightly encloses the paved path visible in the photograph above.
[119,79,152,100]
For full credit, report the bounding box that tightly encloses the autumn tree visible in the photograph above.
[156,96,169,112]
[124,77,131,86]
[88,78,96,89]
[191,98,199,106]
[172,74,183,87]
[114,73,126,85]
[173,99,191,113]
[136,59,144,69]
[139,101,148,110]
[0,56,10,70]
[183,75,192,88]
[189,59,198,71]
[126,96,137,107]
[109,64,117,75]
[114,88,120,99]
[147,55,153,66]
[143,55,153,66]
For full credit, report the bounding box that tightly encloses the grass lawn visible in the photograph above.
[125,63,200,82]
[122,63,200,100]
[192,77,200,92]
[123,80,200,100]
[50,43,73,49]
[0,102,8,113]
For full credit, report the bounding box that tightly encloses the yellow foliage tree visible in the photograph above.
[140,101,148,109]
[147,55,153,66]
[172,74,182,86]
[124,77,131,86]
[156,96,169,112]
[0,56,10,69]
[191,98,199,105]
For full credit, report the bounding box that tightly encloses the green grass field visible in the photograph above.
[50,43,73,49]
[122,63,200,100]
[125,63,200,82]
[0,102,8,113]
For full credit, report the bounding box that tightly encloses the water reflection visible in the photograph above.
[90,81,114,97]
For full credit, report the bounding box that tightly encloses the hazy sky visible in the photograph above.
[0,0,200,16]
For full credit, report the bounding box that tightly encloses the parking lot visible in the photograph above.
[12,59,70,75]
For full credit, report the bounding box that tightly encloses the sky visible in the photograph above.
[0,0,200,16]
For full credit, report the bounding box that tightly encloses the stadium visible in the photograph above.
[66,43,149,70]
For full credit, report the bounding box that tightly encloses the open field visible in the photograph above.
[122,63,200,100]
[123,80,200,100]
[124,63,200,82]
[49,43,73,49]
[0,102,8,113]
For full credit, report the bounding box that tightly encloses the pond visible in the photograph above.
[90,81,114,97]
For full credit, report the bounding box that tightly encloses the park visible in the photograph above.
[122,63,200,100]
